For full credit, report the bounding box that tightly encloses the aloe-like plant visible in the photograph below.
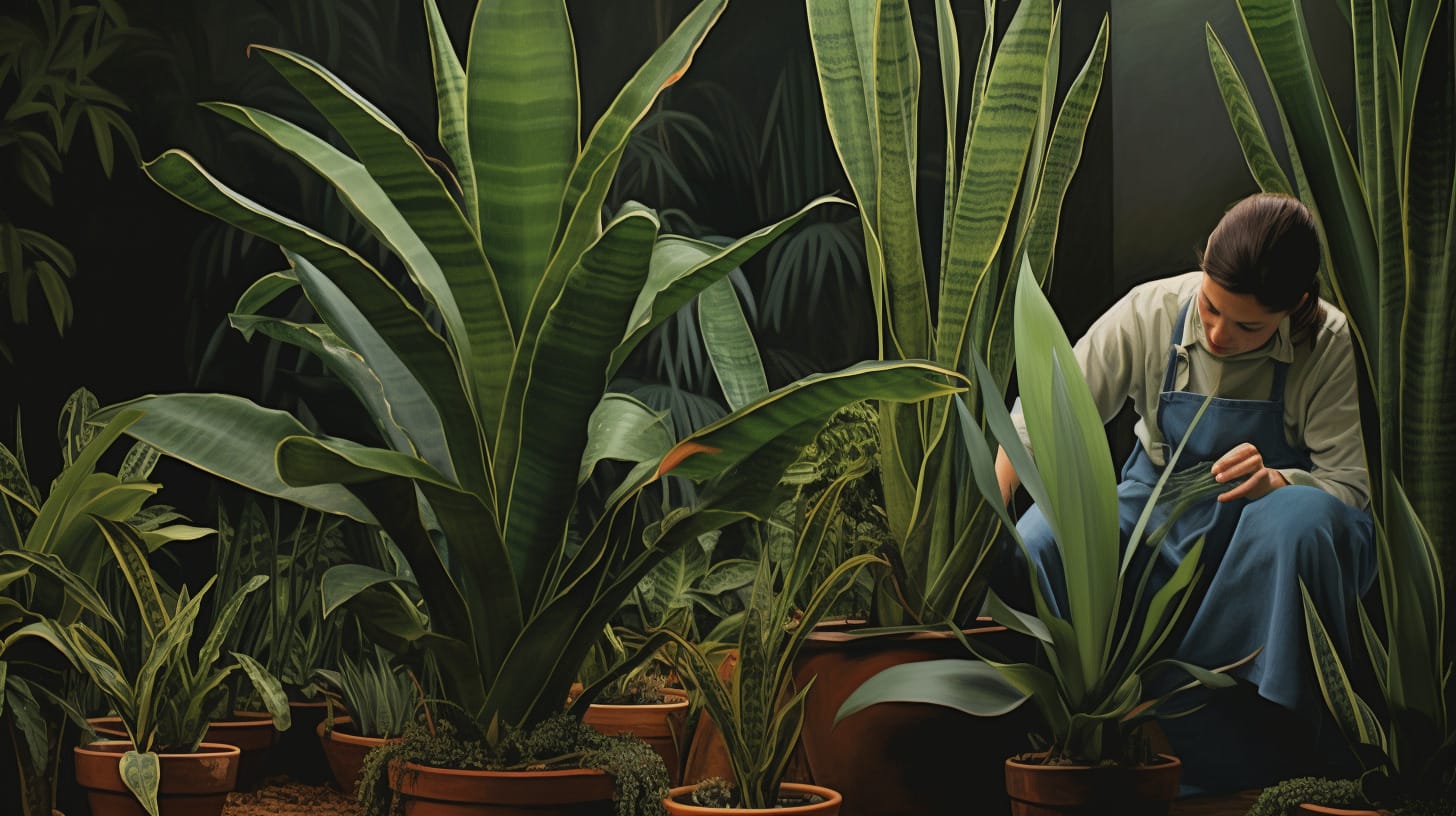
[18,516,289,816]
[806,0,1111,626]
[313,645,418,740]
[0,390,208,816]
[837,264,1248,766]
[92,0,962,797]
[1206,2,1454,808]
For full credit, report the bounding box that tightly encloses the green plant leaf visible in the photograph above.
[119,750,160,816]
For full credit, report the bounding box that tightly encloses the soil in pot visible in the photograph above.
[662,782,842,815]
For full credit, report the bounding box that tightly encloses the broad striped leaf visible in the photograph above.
[698,276,769,412]
[119,750,160,816]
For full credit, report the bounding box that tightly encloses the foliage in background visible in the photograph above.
[1207,2,1454,808]
[211,497,347,710]
[806,0,1110,627]
[313,644,418,740]
[0,388,206,816]
[0,0,139,363]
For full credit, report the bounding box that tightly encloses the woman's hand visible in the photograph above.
[1211,442,1289,502]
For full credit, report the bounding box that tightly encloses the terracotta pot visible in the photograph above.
[73,740,239,816]
[316,715,399,798]
[389,761,616,816]
[1296,805,1390,816]
[662,782,842,815]
[582,687,690,785]
[202,713,278,792]
[791,620,1032,816]
[1003,753,1182,816]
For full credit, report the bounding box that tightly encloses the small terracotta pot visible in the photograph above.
[583,688,690,785]
[316,715,399,798]
[1003,753,1182,816]
[73,740,239,816]
[389,761,616,816]
[202,713,278,792]
[662,782,842,815]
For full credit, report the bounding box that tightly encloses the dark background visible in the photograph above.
[0,0,1352,520]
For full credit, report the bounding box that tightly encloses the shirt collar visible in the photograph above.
[1183,296,1295,363]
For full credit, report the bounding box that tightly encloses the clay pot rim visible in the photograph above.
[587,687,691,711]
[805,617,1005,644]
[315,715,403,745]
[399,761,610,780]
[1296,804,1391,816]
[663,781,843,814]
[1004,752,1181,771]
[74,740,242,760]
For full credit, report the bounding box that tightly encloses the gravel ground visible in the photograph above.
[223,779,358,816]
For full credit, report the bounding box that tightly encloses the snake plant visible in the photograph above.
[92,0,963,781]
[806,0,1110,626]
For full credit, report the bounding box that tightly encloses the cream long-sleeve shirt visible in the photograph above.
[1011,271,1369,509]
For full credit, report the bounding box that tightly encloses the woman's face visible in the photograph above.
[1196,274,1292,356]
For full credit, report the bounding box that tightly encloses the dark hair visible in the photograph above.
[1200,193,1325,336]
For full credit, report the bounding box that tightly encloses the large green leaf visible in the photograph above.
[836,659,1029,723]
[95,393,373,522]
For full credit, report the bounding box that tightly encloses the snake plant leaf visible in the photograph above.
[119,750,160,816]
[229,315,414,456]
[244,46,506,402]
[1203,25,1292,196]
[196,574,268,673]
[0,550,117,630]
[95,394,373,522]
[577,394,674,487]
[319,564,419,620]
[835,657,1030,725]
[231,270,298,318]
[697,276,769,412]
[611,198,842,378]
[1301,579,1384,750]
[91,515,168,641]
[663,360,965,482]
[422,0,475,229]
[465,0,575,327]
[232,652,290,731]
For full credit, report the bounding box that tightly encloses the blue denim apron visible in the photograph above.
[1014,299,1375,794]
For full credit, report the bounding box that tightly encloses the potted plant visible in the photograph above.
[0,390,208,816]
[653,464,883,814]
[1207,5,1453,814]
[796,1,1110,809]
[91,0,965,813]
[837,266,1254,815]
[209,497,350,787]
[18,516,289,816]
[572,623,692,786]
[311,645,419,798]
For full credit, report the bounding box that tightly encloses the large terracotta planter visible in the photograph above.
[74,740,240,816]
[202,713,278,792]
[583,687,690,785]
[791,620,1032,816]
[389,761,616,816]
[1003,753,1182,816]
[317,715,399,798]
[662,782,842,815]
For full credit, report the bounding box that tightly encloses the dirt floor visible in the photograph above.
[224,780,357,816]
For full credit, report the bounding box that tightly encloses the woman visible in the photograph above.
[995,192,1375,794]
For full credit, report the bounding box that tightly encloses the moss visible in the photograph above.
[1247,776,1364,816]
[357,713,667,816]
